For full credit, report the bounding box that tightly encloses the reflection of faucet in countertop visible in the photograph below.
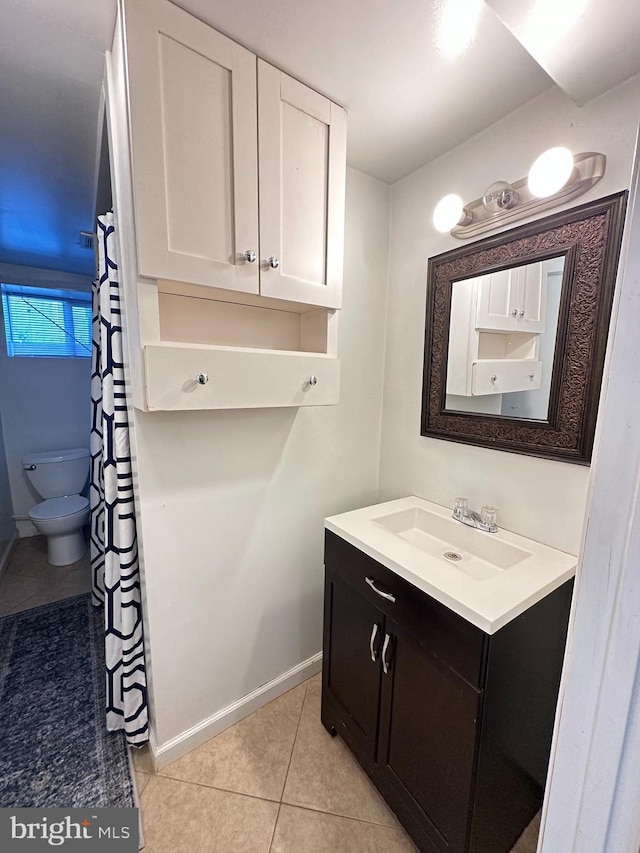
[452,498,498,533]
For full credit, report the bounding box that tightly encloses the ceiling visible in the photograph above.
[1,0,639,276]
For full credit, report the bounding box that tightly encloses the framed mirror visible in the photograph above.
[421,192,627,464]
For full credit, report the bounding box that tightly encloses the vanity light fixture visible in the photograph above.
[433,150,606,240]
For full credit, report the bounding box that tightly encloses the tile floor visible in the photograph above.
[132,675,540,853]
[0,535,92,617]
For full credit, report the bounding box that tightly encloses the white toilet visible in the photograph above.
[23,447,90,566]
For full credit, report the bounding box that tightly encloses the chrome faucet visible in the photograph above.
[453,498,498,533]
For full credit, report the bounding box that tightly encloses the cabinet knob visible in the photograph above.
[511,309,518,316]
[268,256,280,269]
[519,310,525,317]
[243,250,256,263]
[528,372,535,380]
[196,373,209,385]
[490,374,497,383]
[308,375,318,386]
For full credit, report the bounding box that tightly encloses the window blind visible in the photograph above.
[1,283,92,358]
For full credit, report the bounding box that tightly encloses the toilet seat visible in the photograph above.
[29,495,89,521]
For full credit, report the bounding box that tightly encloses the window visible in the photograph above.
[1,283,92,358]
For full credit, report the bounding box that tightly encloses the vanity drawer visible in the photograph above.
[324,530,487,687]
[471,359,542,396]
[144,344,340,410]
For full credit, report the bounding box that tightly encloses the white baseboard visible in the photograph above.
[0,533,17,583]
[16,520,38,538]
[149,652,322,770]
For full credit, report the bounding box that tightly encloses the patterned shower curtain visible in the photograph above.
[90,213,149,746]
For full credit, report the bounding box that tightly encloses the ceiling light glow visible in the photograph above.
[433,194,466,233]
[528,147,575,198]
[526,0,589,56]
[438,0,484,61]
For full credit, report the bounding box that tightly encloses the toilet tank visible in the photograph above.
[23,448,90,499]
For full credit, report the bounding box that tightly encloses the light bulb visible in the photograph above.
[528,147,575,198]
[433,194,469,233]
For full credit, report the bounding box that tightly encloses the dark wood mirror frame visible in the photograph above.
[421,191,627,464]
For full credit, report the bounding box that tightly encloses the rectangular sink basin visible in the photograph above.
[325,496,577,633]
[371,507,531,581]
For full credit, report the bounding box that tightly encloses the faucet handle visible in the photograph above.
[481,505,498,528]
[453,497,469,519]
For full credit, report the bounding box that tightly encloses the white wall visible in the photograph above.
[131,168,390,749]
[0,406,16,574]
[380,77,640,556]
[0,263,93,536]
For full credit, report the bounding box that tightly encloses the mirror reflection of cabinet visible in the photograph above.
[422,193,627,463]
[476,265,547,334]
[446,258,560,406]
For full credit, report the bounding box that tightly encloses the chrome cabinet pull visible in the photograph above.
[268,256,280,269]
[365,577,396,603]
[243,250,256,263]
[382,633,392,674]
[196,373,208,385]
[369,623,380,662]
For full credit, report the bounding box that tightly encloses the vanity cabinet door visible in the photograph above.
[516,262,547,333]
[378,618,482,853]
[475,269,517,331]
[258,61,346,309]
[322,568,384,762]
[123,0,260,293]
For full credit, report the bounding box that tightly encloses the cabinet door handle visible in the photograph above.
[365,577,396,603]
[382,633,392,674]
[369,623,380,662]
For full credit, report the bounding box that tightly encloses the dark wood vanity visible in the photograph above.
[321,530,573,853]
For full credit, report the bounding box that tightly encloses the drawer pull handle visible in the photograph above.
[309,375,318,386]
[365,577,396,603]
[197,373,209,385]
[382,633,392,674]
[369,623,380,662]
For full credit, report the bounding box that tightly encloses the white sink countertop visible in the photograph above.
[325,496,577,634]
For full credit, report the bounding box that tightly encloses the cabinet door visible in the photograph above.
[258,61,346,309]
[123,0,259,292]
[323,569,384,762]
[475,269,517,331]
[378,621,481,853]
[515,262,547,333]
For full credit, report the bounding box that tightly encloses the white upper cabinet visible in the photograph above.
[122,0,346,309]
[475,264,547,333]
[258,61,346,308]
[475,269,516,332]
[518,262,547,333]
[123,0,260,293]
